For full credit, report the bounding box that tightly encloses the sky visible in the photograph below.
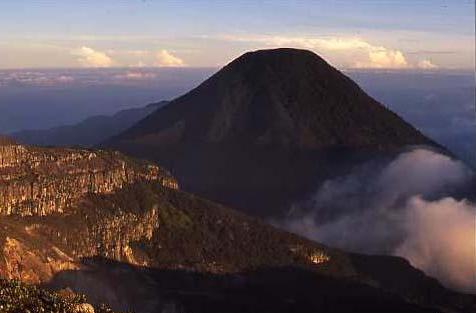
[0,0,474,70]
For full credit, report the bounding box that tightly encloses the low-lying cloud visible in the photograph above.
[0,71,75,86]
[396,196,475,292]
[276,148,475,293]
[113,71,157,80]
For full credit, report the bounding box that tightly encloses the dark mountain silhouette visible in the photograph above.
[105,48,436,217]
[11,101,168,148]
[113,49,431,148]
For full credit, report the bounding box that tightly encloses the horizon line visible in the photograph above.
[0,66,474,74]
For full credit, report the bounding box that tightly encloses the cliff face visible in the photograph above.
[0,138,473,313]
[0,196,160,283]
[0,181,338,284]
[0,139,178,216]
[0,137,337,285]
[0,138,178,283]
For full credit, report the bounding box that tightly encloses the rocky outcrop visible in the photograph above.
[1,236,78,283]
[0,200,160,283]
[0,136,172,284]
[0,278,117,313]
[0,139,178,216]
[0,180,337,285]
[0,137,178,283]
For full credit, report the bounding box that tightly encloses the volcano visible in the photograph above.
[106,48,436,216]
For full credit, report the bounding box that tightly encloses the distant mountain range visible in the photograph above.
[105,48,437,217]
[11,101,168,147]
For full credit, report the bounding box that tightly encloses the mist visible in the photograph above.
[276,148,476,293]
[396,196,475,293]
[0,68,214,133]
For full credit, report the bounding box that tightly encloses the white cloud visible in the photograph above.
[113,71,157,80]
[355,48,408,69]
[396,196,475,293]
[274,148,475,292]
[241,36,372,51]
[155,50,185,67]
[133,60,147,68]
[71,46,113,68]
[417,59,438,69]
[57,75,75,83]
[273,36,409,69]
[1,71,76,86]
[220,35,419,69]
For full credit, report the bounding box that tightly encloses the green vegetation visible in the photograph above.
[157,203,192,230]
[0,279,116,313]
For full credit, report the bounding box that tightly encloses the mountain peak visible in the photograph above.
[225,48,329,70]
[114,48,431,149]
[106,49,435,217]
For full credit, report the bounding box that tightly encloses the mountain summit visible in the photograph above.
[114,48,431,148]
[106,48,435,216]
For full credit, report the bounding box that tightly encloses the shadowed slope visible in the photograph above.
[41,184,474,313]
[115,49,431,148]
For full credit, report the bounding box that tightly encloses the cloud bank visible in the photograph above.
[221,35,440,69]
[0,70,75,86]
[113,71,157,80]
[277,148,475,292]
[155,50,185,67]
[72,46,113,68]
[69,48,185,68]
[396,196,475,292]
[355,49,408,69]
[417,59,438,69]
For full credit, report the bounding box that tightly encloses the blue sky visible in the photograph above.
[0,0,474,69]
